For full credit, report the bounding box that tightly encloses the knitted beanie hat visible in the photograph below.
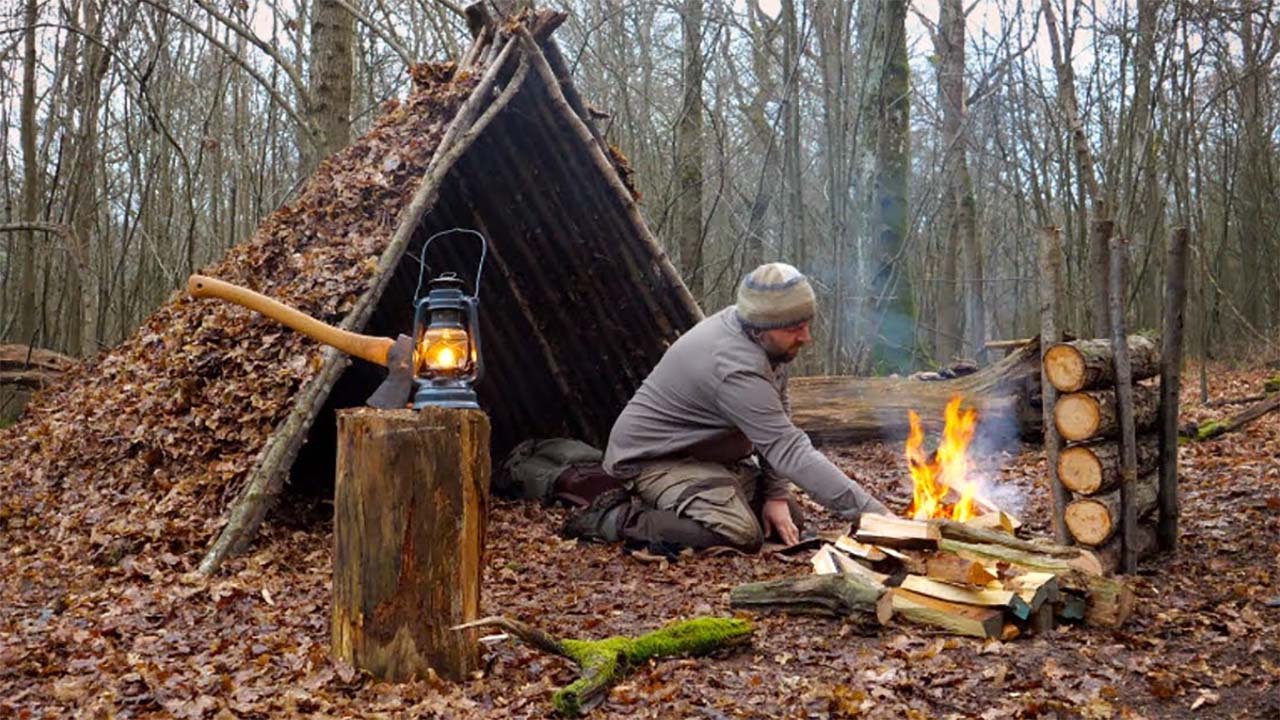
[736,262,816,330]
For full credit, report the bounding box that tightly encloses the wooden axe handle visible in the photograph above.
[187,275,394,367]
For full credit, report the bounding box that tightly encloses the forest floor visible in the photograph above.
[2,362,1279,719]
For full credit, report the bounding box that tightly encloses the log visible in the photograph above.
[817,545,892,586]
[931,519,1095,567]
[890,589,1005,639]
[925,553,996,587]
[454,615,752,716]
[856,514,941,550]
[1055,383,1159,442]
[1058,435,1161,495]
[1065,471,1158,546]
[332,407,490,682]
[1107,234,1141,573]
[833,535,888,563]
[938,539,1132,627]
[1186,392,1280,441]
[789,340,1043,444]
[1007,572,1060,613]
[0,345,76,390]
[899,575,1031,619]
[1043,336,1160,393]
[1096,521,1158,575]
[730,574,893,626]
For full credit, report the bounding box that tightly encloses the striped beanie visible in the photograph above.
[736,262,816,330]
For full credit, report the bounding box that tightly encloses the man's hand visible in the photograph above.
[762,498,800,546]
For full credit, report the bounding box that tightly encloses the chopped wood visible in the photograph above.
[931,519,1092,565]
[965,511,1019,534]
[1054,382,1159,442]
[1002,623,1023,641]
[1007,572,1060,612]
[1031,605,1055,634]
[856,514,941,550]
[1043,336,1160,393]
[1065,470,1158,546]
[890,588,1005,639]
[811,546,838,576]
[1056,592,1088,621]
[899,575,1032,620]
[1058,435,1160,495]
[833,535,888,563]
[730,574,893,626]
[939,539,1132,627]
[825,546,892,586]
[925,554,996,587]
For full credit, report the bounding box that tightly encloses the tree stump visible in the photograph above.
[331,407,490,682]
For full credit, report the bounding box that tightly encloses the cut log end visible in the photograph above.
[1055,393,1100,441]
[1064,498,1111,546]
[1044,343,1087,393]
[1058,445,1104,494]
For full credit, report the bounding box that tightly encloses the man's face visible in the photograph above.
[759,320,812,363]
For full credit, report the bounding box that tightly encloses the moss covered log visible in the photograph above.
[454,615,753,716]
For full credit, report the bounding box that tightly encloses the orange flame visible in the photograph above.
[906,395,981,521]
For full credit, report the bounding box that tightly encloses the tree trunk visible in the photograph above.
[1159,228,1190,550]
[1043,335,1161,392]
[865,0,915,373]
[1058,434,1161,495]
[781,0,805,268]
[1054,383,1160,442]
[306,0,356,171]
[19,0,39,345]
[331,407,490,682]
[1107,234,1141,573]
[1040,226,1069,543]
[675,0,704,299]
[1065,470,1158,546]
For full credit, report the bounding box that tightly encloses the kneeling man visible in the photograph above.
[563,262,889,552]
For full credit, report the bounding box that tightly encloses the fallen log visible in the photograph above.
[938,539,1132,627]
[890,589,1005,639]
[1055,383,1159,442]
[454,615,753,716]
[1043,336,1160,393]
[789,340,1042,444]
[1058,435,1161,495]
[730,574,893,627]
[1065,471,1159,546]
[0,344,76,390]
[1185,392,1280,441]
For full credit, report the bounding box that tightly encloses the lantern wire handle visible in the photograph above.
[411,228,488,302]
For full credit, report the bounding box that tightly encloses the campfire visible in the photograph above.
[904,395,1015,530]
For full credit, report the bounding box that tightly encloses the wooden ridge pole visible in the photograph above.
[1158,227,1190,551]
[1039,226,1070,544]
[1107,235,1139,573]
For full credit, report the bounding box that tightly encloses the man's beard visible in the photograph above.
[764,343,802,364]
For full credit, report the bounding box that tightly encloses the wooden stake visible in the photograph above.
[1039,226,1070,544]
[1159,227,1189,552]
[1107,235,1140,574]
[331,407,491,681]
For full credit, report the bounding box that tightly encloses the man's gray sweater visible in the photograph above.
[604,307,888,520]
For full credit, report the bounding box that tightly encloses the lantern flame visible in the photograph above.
[905,395,982,521]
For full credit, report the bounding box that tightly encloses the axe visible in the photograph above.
[187,275,415,409]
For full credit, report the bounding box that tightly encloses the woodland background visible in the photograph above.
[3,0,1280,421]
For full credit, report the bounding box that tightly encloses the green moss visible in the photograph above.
[0,418,12,430]
[551,618,753,716]
[1265,375,1280,394]
[1196,420,1226,441]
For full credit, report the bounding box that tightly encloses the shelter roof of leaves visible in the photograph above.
[0,7,699,572]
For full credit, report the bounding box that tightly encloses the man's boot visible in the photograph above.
[560,488,632,542]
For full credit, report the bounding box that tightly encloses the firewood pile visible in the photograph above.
[1044,335,1172,570]
[730,513,1131,641]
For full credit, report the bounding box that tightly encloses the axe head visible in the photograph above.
[366,334,415,410]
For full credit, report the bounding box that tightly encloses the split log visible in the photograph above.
[939,539,1132,627]
[817,545,892,586]
[1008,572,1059,613]
[1096,521,1158,575]
[931,519,1095,568]
[1058,435,1160,495]
[730,574,893,627]
[856,514,941,550]
[925,553,996,587]
[454,615,752,716]
[1043,336,1160,393]
[1185,392,1280,441]
[1055,383,1159,442]
[890,589,1005,639]
[331,407,490,682]
[833,535,888,563]
[899,576,1031,619]
[789,339,1043,444]
[1064,471,1158,546]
